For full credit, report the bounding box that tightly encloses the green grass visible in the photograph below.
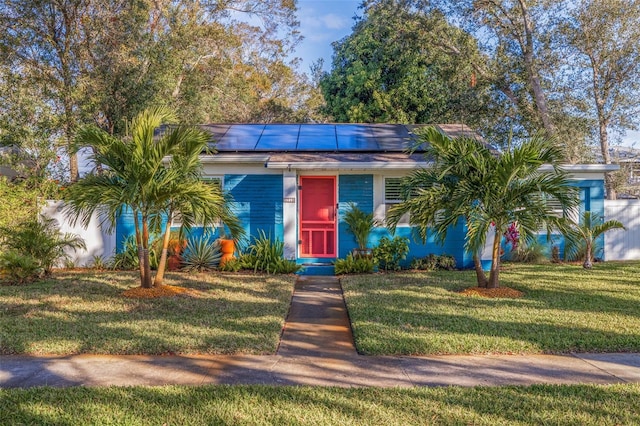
[1,384,639,425]
[0,271,295,355]
[342,262,640,355]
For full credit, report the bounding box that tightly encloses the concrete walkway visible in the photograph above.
[2,276,640,388]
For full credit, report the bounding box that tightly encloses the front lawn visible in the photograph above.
[0,271,295,355]
[1,384,639,425]
[342,262,640,355]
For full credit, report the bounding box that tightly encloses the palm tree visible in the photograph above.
[64,107,242,288]
[565,211,625,269]
[387,127,579,288]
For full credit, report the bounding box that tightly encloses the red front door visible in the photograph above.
[299,176,336,258]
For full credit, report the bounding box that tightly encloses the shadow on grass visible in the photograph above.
[0,271,296,356]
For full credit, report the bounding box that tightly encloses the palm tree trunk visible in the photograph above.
[583,241,593,269]
[153,218,173,287]
[488,229,502,289]
[473,252,488,288]
[141,217,153,288]
[133,211,147,288]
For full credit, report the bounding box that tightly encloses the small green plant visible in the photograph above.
[0,216,85,276]
[411,254,456,271]
[509,239,548,264]
[219,257,243,272]
[334,253,376,274]
[373,236,409,271]
[90,255,108,270]
[344,202,378,250]
[0,250,43,284]
[564,211,625,268]
[181,236,222,272]
[245,230,301,274]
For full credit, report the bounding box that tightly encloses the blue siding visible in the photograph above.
[225,174,284,247]
[337,174,469,267]
[338,175,373,258]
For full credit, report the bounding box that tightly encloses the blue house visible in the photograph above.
[115,123,617,271]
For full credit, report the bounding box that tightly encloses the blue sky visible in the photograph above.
[294,0,362,73]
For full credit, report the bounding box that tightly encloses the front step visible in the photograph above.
[297,263,335,276]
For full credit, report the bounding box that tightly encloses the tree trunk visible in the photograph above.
[487,229,502,289]
[133,212,147,287]
[153,219,173,287]
[141,219,153,288]
[473,252,488,288]
[590,53,616,200]
[583,241,593,269]
[517,0,555,136]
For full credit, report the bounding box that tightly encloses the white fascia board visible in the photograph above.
[539,164,620,173]
[266,161,430,170]
[200,154,271,164]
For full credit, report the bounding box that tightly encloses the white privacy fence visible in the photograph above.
[604,200,640,261]
[42,200,116,267]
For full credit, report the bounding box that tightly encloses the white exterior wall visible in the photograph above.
[41,201,116,267]
[604,200,640,260]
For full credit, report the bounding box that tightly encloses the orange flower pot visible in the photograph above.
[219,239,235,267]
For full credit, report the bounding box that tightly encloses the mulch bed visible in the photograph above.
[458,287,524,299]
[122,285,198,299]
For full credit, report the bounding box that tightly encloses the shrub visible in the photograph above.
[334,253,376,274]
[0,250,43,284]
[245,230,301,274]
[219,257,243,272]
[510,239,548,264]
[373,236,409,271]
[181,236,222,272]
[111,235,160,270]
[344,202,378,250]
[0,216,85,275]
[411,254,457,271]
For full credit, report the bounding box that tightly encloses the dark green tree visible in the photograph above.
[320,0,495,126]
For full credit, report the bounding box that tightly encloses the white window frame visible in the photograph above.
[384,176,411,227]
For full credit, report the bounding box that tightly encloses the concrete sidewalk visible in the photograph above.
[2,276,640,388]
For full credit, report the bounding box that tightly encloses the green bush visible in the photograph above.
[181,236,222,272]
[0,216,85,275]
[0,250,43,284]
[110,235,160,270]
[411,254,457,271]
[344,202,377,250]
[245,230,301,274]
[510,239,549,264]
[373,236,409,271]
[334,253,376,274]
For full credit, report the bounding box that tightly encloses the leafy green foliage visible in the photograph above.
[373,236,409,271]
[110,236,157,271]
[564,211,625,268]
[0,250,43,284]
[387,127,578,288]
[334,253,376,275]
[0,178,40,235]
[244,230,301,274]
[181,237,222,272]
[509,240,549,264]
[343,202,377,250]
[411,254,457,271]
[320,1,494,126]
[0,216,85,277]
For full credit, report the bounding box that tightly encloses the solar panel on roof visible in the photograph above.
[215,124,265,151]
[336,124,379,151]
[254,124,299,150]
[297,124,338,151]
